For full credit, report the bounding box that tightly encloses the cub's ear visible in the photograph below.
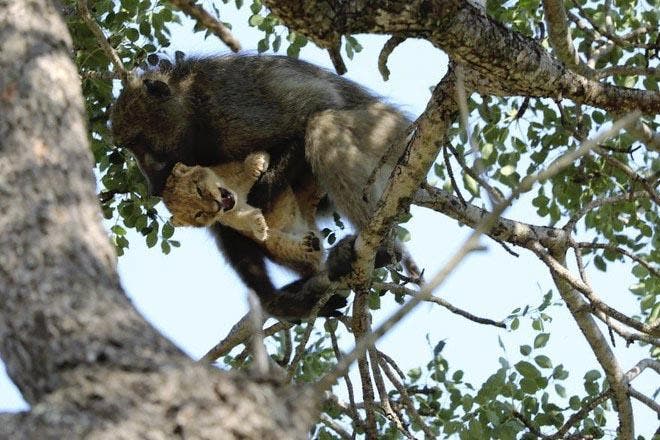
[143,79,171,99]
[172,162,187,176]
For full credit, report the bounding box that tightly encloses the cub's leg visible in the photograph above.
[265,230,323,275]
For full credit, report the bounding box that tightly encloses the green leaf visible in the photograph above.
[162,221,174,239]
[515,361,541,380]
[534,355,552,369]
[257,37,269,53]
[555,383,566,398]
[533,333,550,348]
[584,370,601,382]
[248,14,263,27]
[125,28,140,42]
[146,230,157,248]
[520,345,532,356]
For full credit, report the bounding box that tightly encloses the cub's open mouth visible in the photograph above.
[219,187,235,211]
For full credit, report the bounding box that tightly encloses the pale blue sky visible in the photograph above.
[1,3,656,436]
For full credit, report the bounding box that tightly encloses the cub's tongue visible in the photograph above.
[219,188,235,211]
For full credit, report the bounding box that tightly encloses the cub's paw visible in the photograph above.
[302,232,322,253]
[251,214,269,241]
[245,152,270,178]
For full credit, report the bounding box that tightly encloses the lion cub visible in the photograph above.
[162,152,323,275]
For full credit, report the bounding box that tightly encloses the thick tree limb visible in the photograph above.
[264,0,660,114]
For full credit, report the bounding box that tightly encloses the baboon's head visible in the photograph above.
[162,163,237,227]
[110,71,192,196]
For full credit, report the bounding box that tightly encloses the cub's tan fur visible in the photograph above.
[163,152,323,276]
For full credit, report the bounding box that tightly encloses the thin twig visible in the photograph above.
[623,358,660,382]
[379,356,436,439]
[328,325,363,430]
[563,191,648,232]
[319,414,353,440]
[531,241,660,337]
[368,349,412,438]
[595,148,660,205]
[285,288,335,381]
[76,0,128,83]
[447,143,503,204]
[200,315,291,363]
[378,35,405,81]
[629,388,660,415]
[168,0,241,52]
[373,282,506,328]
[577,242,660,279]
[327,44,347,75]
[443,144,467,207]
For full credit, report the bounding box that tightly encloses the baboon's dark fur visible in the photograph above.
[111,55,413,318]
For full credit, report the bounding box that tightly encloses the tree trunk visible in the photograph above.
[0,1,317,437]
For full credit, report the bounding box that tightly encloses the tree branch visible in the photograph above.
[373,282,506,328]
[264,0,660,114]
[76,0,129,83]
[168,0,241,52]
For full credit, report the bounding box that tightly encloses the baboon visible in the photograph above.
[111,55,416,318]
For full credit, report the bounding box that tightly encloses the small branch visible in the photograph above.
[275,327,292,367]
[378,35,405,81]
[377,350,405,381]
[168,0,241,52]
[373,282,506,328]
[531,242,660,337]
[319,414,352,440]
[542,0,593,76]
[624,358,660,382]
[577,242,660,279]
[200,315,291,363]
[368,349,412,438]
[446,143,503,204]
[442,144,467,208]
[593,65,660,79]
[81,70,120,81]
[563,191,648,232]
[285,288,335,381]
[379,356,436,439]
[595,148,660,205]
[76,0,129,83]
[353,291,378,439]
[327,44,347,75]
[630,388,660,415]
[549,390,613,439]
[329,324,363,429]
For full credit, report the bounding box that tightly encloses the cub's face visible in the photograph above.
[162,163,236,227]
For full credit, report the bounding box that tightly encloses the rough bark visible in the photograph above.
[0,1,317,437]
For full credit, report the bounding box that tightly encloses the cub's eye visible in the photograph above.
[194,211,204,219]
[196,186,204,198]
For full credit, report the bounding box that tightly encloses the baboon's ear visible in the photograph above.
[143,79,171,99]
